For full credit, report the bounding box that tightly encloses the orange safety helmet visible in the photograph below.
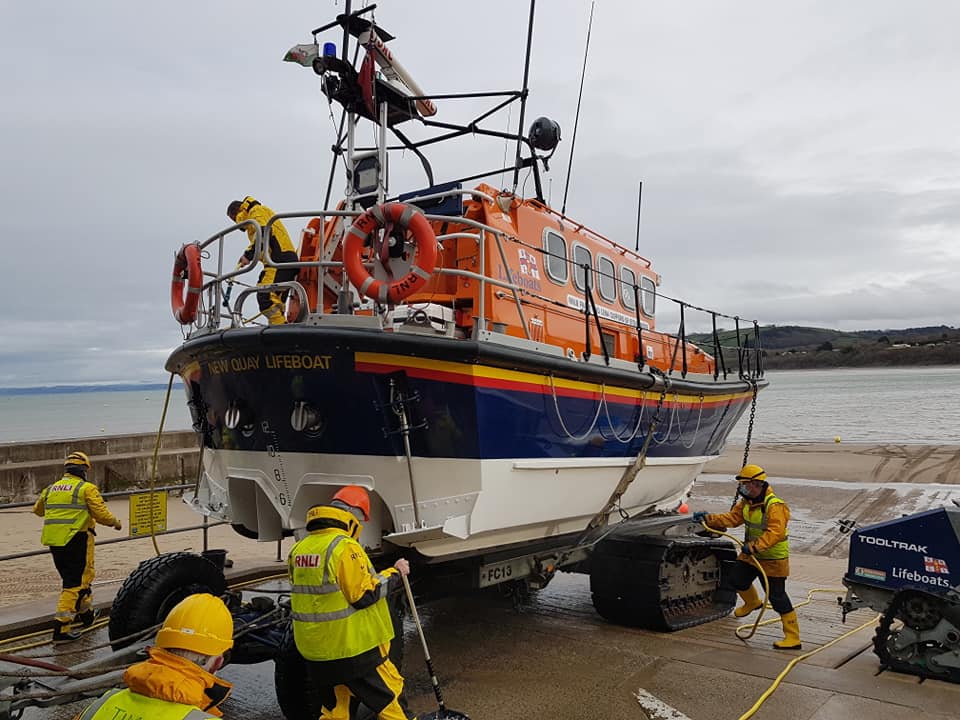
[331,485,370,521]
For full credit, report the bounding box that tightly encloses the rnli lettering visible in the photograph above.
[294,554,322,568]
[859,536,928,554]
[105,709,145,720]
[265,354,333,370]
[48,483,74,493]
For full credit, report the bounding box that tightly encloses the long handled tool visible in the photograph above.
[400,573,470,720]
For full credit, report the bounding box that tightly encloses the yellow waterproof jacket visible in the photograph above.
[288,506,398,662]
[33,473,118,547]
[235,196,296,264]
[73,647,232,719]
[704,486,791,577]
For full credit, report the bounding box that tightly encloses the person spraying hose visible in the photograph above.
[693,464,802,650]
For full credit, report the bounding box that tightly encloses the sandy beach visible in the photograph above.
[0,497,295,609]
[706,442,960,484]
[3,442,958,610]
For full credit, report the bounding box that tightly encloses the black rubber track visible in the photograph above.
[108,551,226,649]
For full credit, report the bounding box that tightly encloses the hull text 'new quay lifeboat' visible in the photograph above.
[166,3,766,624]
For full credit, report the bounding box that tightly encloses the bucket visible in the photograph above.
[201,548,228,571]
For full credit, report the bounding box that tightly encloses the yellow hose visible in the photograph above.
[736,614,881,720]
[698,522,771,641]
[144,373,176,557]
[696,521,880,718]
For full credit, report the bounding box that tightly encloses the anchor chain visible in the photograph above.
[730,378,758,509]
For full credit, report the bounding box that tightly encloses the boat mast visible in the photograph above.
[511,0,536,194]
[561,0,595,216]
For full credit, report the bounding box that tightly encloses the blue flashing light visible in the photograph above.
[323,42,337,58]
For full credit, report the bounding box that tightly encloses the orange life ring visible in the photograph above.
[171,243,203,324]
[343,202,437,304]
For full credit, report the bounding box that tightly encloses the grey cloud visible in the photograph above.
[2,1,959,383]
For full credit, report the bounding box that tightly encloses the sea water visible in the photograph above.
[0,366,958,445]
[728,365,960,444]
[0,388,193,444]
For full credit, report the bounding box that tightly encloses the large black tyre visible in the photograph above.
[108,551,226,650]
[274,592,405,720]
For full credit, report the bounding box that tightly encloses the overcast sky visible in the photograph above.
[2,1,958,386]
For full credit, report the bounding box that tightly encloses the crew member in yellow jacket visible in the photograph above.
[33,451,122,643]
[289,485,416,720]
[694,464,802,650]
[227,196,299,324]
[73,593,234,719]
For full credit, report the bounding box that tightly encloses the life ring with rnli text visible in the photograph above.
[170,243,203,324]
[343,202,437,304]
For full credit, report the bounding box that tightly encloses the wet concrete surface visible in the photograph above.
[7,474,960,719]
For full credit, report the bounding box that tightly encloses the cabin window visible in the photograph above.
[597,256,616,302]
[601,331,616,356]
[620,266,637,311]
[572,244,593,292]
[640,276,657,316]
[543,230,568,284]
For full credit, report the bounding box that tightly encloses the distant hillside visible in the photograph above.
[0,382,180,396]
[689,325,960,369]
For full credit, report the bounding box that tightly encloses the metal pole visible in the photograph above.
[511,0,537,192]
[202,514,209,552]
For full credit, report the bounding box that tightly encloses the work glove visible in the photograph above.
[113,520,123,531]
[692,511,708,523]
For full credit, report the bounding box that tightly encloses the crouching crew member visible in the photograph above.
[227,196,299,325]
[33,451,123,643]
[694,464,802,650]
[289,485,416,719]
[74,593,234,719]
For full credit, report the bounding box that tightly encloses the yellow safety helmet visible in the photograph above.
[735,464,767,482]
[306,503,362,540]
[64,451,91,469]
[156,593,234,656]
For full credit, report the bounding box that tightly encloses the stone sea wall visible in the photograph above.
[0,431,200,503]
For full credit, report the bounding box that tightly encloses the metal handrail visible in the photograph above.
[0,484,195,511]
[0,485,233,565]
[0,520,228,563]
[185,203,766,381]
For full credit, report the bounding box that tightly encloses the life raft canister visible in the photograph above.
[170,243,203,324]
[286,217,323,323]
[343,202,438,304]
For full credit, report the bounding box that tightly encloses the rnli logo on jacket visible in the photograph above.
[294,554,322,568]
[924,556,950,574]
[48,483,75,493]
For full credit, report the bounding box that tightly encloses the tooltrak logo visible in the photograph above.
[858,535,928,554]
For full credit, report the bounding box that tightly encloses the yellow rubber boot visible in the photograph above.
[773,610,802,650]
[733,586,763,618]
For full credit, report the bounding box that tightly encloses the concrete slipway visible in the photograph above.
[4,474,960,719]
